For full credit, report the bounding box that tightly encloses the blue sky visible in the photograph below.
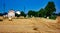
[0,0,60,13]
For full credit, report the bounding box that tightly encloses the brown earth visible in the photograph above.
[0,17,60,33]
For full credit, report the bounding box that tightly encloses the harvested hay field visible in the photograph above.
[0,17,60,33]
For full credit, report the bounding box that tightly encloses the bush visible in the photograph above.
[0,19,3,21]
[49,15,57,20]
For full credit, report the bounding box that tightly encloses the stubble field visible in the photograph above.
[0,17,60,33]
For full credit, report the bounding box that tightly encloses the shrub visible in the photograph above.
[49,15,57,20]
[0,19,3,21]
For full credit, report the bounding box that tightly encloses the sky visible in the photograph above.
[0,0,60,13]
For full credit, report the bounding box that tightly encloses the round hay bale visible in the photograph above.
[47,17,49,19]
[8,18,12,21]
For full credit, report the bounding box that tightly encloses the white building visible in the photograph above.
[8,10,15,19]
[16,11,21,15]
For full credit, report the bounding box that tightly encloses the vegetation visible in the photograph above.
[0,19,3,21]
[38,8,46,17]
[57,12,60,16]
[45,1,56,17]
[20,11,26,17]
[27,1,57,19]
[0,1,58,20]
[15,13,20,17]
[28,10,38,17]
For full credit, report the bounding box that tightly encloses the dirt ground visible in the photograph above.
[0,17,60,33]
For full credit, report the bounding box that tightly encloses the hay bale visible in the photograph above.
[8,17,12,21]
[47,17,49,19]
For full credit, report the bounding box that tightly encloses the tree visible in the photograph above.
[0,13,3,16]
[15,13,20,17]
[28,10,38,17]
[57,12,60,16]
[52,13,57,16]
[45,1,56,17]
[38,8,46,17]
[20,11,26,17]
[3,12,8,15]
[15,11,21,17]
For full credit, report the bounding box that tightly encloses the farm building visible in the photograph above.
[8,10,15,19]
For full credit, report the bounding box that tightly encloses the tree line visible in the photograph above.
[0,1,60,19]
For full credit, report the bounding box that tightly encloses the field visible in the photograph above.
[0,17,60,33]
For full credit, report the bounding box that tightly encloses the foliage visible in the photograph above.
[49,15,57,20]
[0,19,3,21]
[57,12,60,16]
[38,8,46,17]
[20,11,26,17]
[0,13,3,16]
[28,10,38,17]
[15,13,20,17]
[45,1,56,17]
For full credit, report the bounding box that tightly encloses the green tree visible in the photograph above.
[28,10,37,17]
[15,13,20,17]
[20,11,26,17]
[45,1,56,17]
[57,12,60,16]
[38,8,46,17]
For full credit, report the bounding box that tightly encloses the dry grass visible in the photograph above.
[0,16,60,33]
